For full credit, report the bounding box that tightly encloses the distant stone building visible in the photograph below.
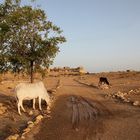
[48,66,87,75]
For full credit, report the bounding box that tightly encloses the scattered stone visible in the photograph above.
[56,86,60,89]
[28,123,34,128]
[51,89,56,93]
[110,91,133,104]
[121,97,125,100]
[6,134,19,140]
[123,93,127,96]
[28,110,33,116]
[36,115,43,121]
[112,95,115,98]
[34,120,40,124]
[47,108,51,114]
[100,84,109,90]
[133,101,139,106]
[47,114,51,118]
[21,135,25,139]
[115,91,125,99]
[34,115,44,124]
[129,90,134,93]
[135,89,139,93]
[124,99,130,103]
[25,121,35,131]
[27,121,34,125]
[23,128,31,133]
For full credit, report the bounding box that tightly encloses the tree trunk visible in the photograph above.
[30,61,34,83]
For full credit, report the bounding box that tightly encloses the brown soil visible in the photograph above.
[0,71,140,140]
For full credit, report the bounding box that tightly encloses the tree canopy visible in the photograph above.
[0,0,66,82]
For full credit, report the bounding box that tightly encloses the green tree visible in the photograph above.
[0,0,66,82]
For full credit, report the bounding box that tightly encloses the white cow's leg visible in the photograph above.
[45,99,50,107]
[21,101,25,112]
[33,98,36,110]
[18,100,22,115]
[39,98,42,110]
[45,99,51,113]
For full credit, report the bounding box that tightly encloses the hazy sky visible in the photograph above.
[1,0,140,72]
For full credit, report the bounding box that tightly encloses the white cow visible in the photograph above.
[15,81,50,115]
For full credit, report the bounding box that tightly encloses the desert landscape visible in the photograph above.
[1,0,140,140]
[0,69,140,140]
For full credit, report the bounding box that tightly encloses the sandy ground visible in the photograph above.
[0,71,140,140]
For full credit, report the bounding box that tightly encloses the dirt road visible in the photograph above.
[24,77,140,140]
